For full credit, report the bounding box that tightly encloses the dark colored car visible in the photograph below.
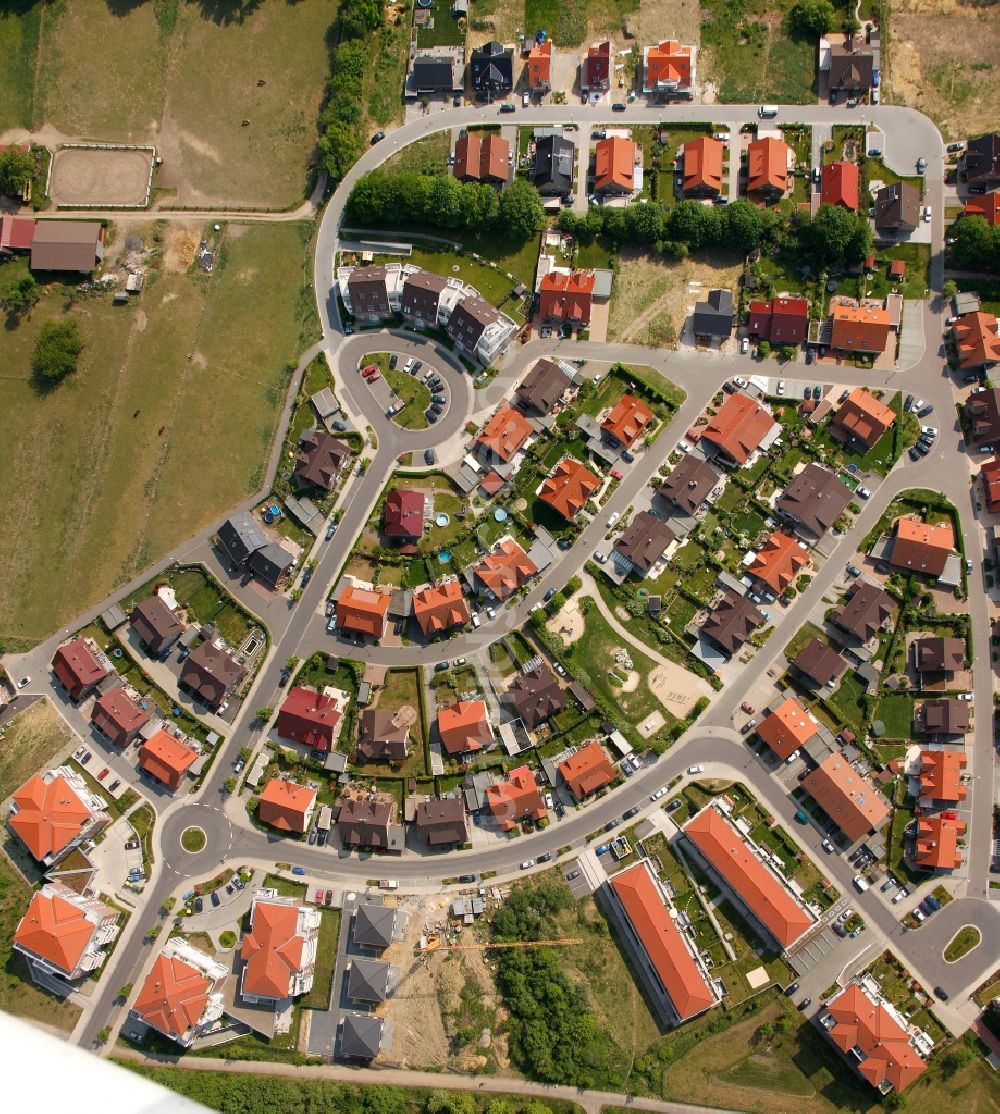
[194,897,204,913]
[934,986,949,1001]
[499,103,516,113]
[908,447,921,461]
[537,852,552,863]
[426,410,438,423]
[611,102,626,111]
[317,830,327,846]
[798,997,812,1011]
[458,874,477,884]
[784,981,800,997]
[544,588,557,601]
[424,449,437,465]
[389,354,398,369]
[917,404,934,418]
[623,806,640,820]
[604,818,620,831]
[211,891,220,907]
[309,828,318,844]
[557,537,572,550]
[370,130,385,143]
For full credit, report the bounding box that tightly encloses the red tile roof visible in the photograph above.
[276,686,342,751]
[890,517,955,577]
[0,214,36,251]
[10,771,96,862]
[336,585,390,639]
[484,764,546,831]
[830,304,891,354]
[477,404,533,462]
[747,137,789,195]
[801,753,890,842]
[700,392,777,465]
[582,40,611,88]
[479,470,505,497]
[437,699,492,755]
[133,952,213,1040]
[963,192,1000,226]
[748,530,808,594]
[612,861,716,1020]
[14,887,112,976]
[538,457,600,521]
[139,730,198,790]
[913,815,965,870]
[954,312,1000,370]
[820,161,859,210]
[644,39,693,89]
[412,579,470,636]
[757,697,819,761]
[682,137,724,194]
[918,749,967,803]
[51,637,108,698]
[90,688,150,746]
[558,741,615,799]
[684,806,813,948]
[538,270,595,324]
[474,537,538,599]
[747,296,810,343]
[526,39,551,89]
[831,387,896,449]
[594,136,636,193]
[258,779,317,833]
[452,132,510,182]
[981,457,1000,512]
[601,393,654,448]
[241,900,305,1000]
[384,489,425,538]
[825,983,927,1092]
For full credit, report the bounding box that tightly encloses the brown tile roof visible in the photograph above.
[830,307,892,355]
[294,430,350,491]
[558,741,615,799]
[747,137,789,196]
[10,771,98,862]
[30,220,102,271]
[824,983,927,1093]
[180,640,247,709]
[757,697,819,760]
[484,763,546,830]
[414,797,468,846]
[477,403,533,462]
[890,518,955,577]
[820,161,860,210]
[913,635,965,674]
[747,531,809,594]
[831,581,897,642]
[830,387,895,449]
[507,664,566,728]
[874,182,920,232]
[539,270,595,324]
[538,457,600,521]
[139,730,198,790]
[357,709,410,763]
[337,794,397,848]
[474,537,538,599]
[777,463,852,539]
[240,900,305,1000]
[516,358,570,415]
[702,590,764,656]
[437,699,491,755]
[412,580,470,636]
[684,806,813,948]
[582,40,611,89]
[913,815,965,871]
[613,511,675,575]
[658,455,719,515]
[747,296,810,344]
[594,136,636,193]
[682,137,723,194]
[801,753,890,841]
[828,41,874,90]
[793,638,848,689]
[51,638,108,699]
[130,595,184,653]
[384,489,425,538]
[700,393,777,465]
[336,585,390,639]
[601,393,654,447]
[918,749,968,803]
[347,265,391,317]
[133,951,213,1040]
[258,779,317,833]
[965,386,1000,447]
[919,699,969,736]
[90,687,150,746]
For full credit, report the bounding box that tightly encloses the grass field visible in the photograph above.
[0,0,40,132]
[301,908,339,1009]
[382,134,451,177]
[0,698,76,802]
[944,924,981,963]
[0,221,317,650]
[385,367,432,430]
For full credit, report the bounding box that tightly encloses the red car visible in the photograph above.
[315,889,326,904]
[611,469,624,480]
[740,702,755,714]
[942,811,957,820]
[97,767,109,780]
[364,369,381,382]
[359,363,376,376]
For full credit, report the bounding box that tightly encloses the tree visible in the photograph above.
[425,1092,475,1114]
[758,339,772,357]
[722,198,767,252]
[118,983,133,1000]
[224,776,237,794]
[623,200,664,244]
[950,215,999,272]
[255,707,273,721]
[942,279,957,300]
[796,203,871,265]
[32,318,84,384]
[842,16,862,36]
[0,271,39,319]
[0,146,32,197]
[496,178,544,239]
[781,344,798,361]
[788,0,835,36]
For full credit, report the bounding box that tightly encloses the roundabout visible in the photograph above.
[180,826,207,853]
[159,803,235,877]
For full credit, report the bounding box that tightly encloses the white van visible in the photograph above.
[853,874,870,892]
[758,105,778,118]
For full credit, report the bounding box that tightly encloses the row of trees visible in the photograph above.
[0,146,32,198]
[949,215,1000,274]
[788,0,861,38]
[346,172,545,241]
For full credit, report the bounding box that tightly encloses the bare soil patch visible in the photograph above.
[548,595,585,645]
[49,147,153,207]
[163,222,202,272]
[0,698,76,802]
[649,660,712,716]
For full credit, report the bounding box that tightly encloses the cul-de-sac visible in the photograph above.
[1,1,999,1111]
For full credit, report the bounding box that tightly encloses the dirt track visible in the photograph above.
[49,147,153,207]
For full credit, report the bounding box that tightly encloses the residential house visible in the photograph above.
[747,530,809,595]
[681,136,724,198]
[538,457,600,521]
[516,358,570,415]
[14,884,119,982]
[538,270,595,326]
[90,687,150,747]
[746,137,789,200]
[248,541,295,589]
[383,489,426,540]
[217,512,266,566]
[507,664,566,728]
[912,635,965,678]
[692,288,735,342]
[613,511,675,577]
[30,220,103,272]
[873,183,920,237]
[918,699,969,738]
[470,41,514,96]
[341,265,394,322]
[139,730,198,791]
[131,939,228,1047]
[962,192,1000,226]
[437,699,492,756]
[982,457,1000,512]
[8,766,109,867]
[558,740,615,800]
[580,40,611,92]
[414,798,468,846]
[801,753,890,842]
[453,132,510,185]
[526,39,552,92]
[0,214,36,256]
[642,38,694,95]
[830,581,897,644]
[130,594,184,656]
[410,54,464,96]
[756,697,819,761]
[828,40,875,95]
[337,793,404,851]
[473,536,538,599]
[746,296,810,345]
[484,763,546,830]
[913,815,966,872]
[601,393,654,448]
[276,686,343,752]
[820,161,860,211]
[793,638,848,691]
[777,463,852,543]
[294,429,350,491]
[918,749,968,805]
[240,893,320,1004]
[701,591,765,658]
[51,637,108,700]
[180,640,247,711]
[352,903,401,952]
[477,403,533,463]
[533,135,574,196]
[357,709,410,763]
[889,518,955,577]
[961,132,1000,189]
[699,392,778,466]
[829,387,895,449]
[336,585,391,640]
[953,313,1000,374]
[821,982,928,1094]
[658,455,720,515]
[399,269,459,330]
[445,294,516,364]
[965,386,1000,449]
[346,956,392,1004]
[412,580,470,637]
[594,136,637,196]
[683,804,814,950]
[339,1013,385,1061]
[258,778,317,834]
[830,305,892,355]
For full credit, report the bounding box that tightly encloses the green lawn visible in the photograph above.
[783,621,825,661]
[382,133,451,177]
[523,0,639,47]
[302,909,339,1009]
[403,245,533,323]
[825,670,867,731]
[416,5,466,47]
[943,924,981,963]
[385,367,431,430]
[0,1,39,131]
[262,873,307,900]
[875,694,915,740]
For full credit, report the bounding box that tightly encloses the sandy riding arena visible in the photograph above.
[49,147,154,207]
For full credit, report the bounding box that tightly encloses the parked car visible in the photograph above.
[500,103,516,113]
[291,866,306,876]
[611,468,624,480]
[821,839,835,853]
[733,376,749,390]
[370,131,385,144]
[109,779,120,792]
[623,806,640,820]
[798,997,812,1011]
[611,102,626,111]
[891,886,909,904]
[846,564,861,577]
[776,379,785,395]
[458,874,477,884]
[880,879,895,893]
[211,891,221,907]
[604,818,620,831]
[520,859,535,870]
[916,157,927,174]
[194,897,204,913]
[308,828,318,845]
[687,764,704,775]
[424,448,437,465]
[607,511,620,528]
[947,142,964,153]
[908,447,921,462]
[621,449,636,463]
[934,986,949,1001]
[16,676,30,688]
[741,718,757,735]
[784,981,800,997]
[856,486,872,499]
[740,701,755,714]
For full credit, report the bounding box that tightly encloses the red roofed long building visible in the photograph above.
[963,192,1000,226]
[981,457,1000,512]
[747,137,789,200]
[0,214,36,254]
[538,270,595,325]
[51,637,109,700]
[801,753,890,842]
[757,697,819,761]
[412,579,470,637]
[90,687,150,747]
[437,699,493,756]
[336,584,390,639]
[913,815,966,871]
[131,939,228,1047]
[538,457,600,521]
[558,740,615,800]
[452,132,509,185]
[611,860,718,1025]
[277,686,343,752]
[700,392,778,466]
[748,530,808,594]
[484,764,546,831]
[601,393,654,448]
[682,137,723,197]
[747,296,810,344]
[8,766,108,866]
[240,893,320,1003]
[14,884,119,981]
[822,982,928,1094]
[384,489,426,539]
[594,136,636,195]
[139,730,199,790]
[830,304,891,354]
[821,161,860,210]
[581,40,611,92]
[477,403,533,463]
[474,536,538,599]
[683,804,814,950]
[258,778,317,834]
[917,749,967,804]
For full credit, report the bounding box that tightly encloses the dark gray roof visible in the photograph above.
[913,636,965,674]
[533,135,575,195]
[874,183,920,233]
[339,1013,384,1060]
[831,581,896,642]
[248,541,295,586]
[353,903,397,950]
[919,698,968,736]
[659,455,719,515]
[218,513,267,565]
[347,957,391,1003]
[470,43,513,91]
[962,133,1000,185]
[613,511,675,575]
[412,56,456,91]
[702,590,764,656]
[507,664,566,728]
[415,797,468,845]
[828,42,874,90]
[777,463,852,540]
[692,289,734,338]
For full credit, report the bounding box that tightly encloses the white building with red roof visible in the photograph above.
[131,938,228,1046]
[240,890,321,1004]
[14,883,119,982]
[8,765,109,866]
